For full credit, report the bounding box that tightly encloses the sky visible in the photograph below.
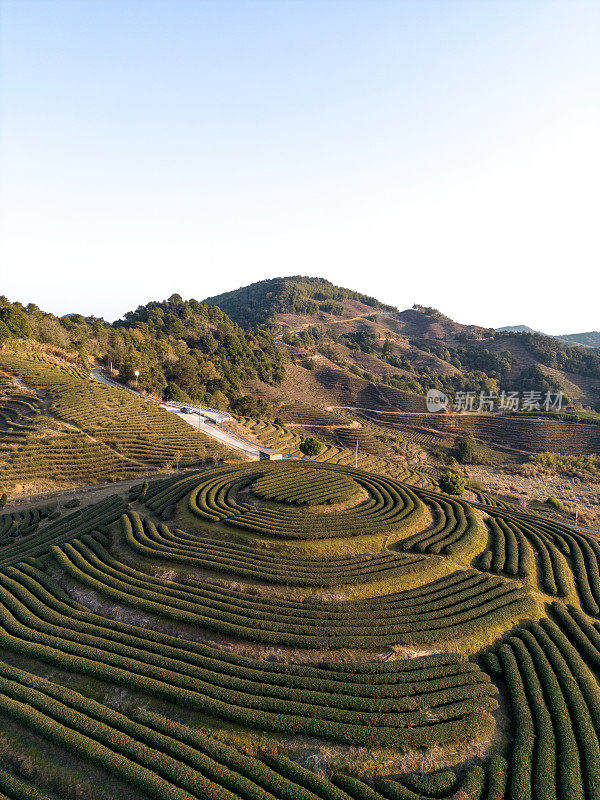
[0,0,599,333]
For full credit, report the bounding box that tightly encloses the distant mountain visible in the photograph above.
[497,325,600,350]
[497,325,542,334]
[559,332,600,349]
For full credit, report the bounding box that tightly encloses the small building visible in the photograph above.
[259,450,283,461]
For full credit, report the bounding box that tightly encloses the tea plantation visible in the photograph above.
[0,453,599,800]
[0,352,236,493]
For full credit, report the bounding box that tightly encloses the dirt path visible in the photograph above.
[285,421,362,430]
[1,472,180,515]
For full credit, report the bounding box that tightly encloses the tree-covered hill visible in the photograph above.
[204,275,397,327]
[202,279,600,411]
[3,279,600,414]
[0,294,285,413]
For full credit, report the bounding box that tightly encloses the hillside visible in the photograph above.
[0,347,237,497]
[5,284,600,420]
[559,331,600,348]
[0,294,285,414]
[204,278,600,413]
[0,458,599,799]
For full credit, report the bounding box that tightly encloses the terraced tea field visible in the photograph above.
[229,414,439,488]
[0,352,236,494]
[0,455,599,798]
[365,410,600,457]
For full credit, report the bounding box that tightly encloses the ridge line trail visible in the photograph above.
[275,309,389,336]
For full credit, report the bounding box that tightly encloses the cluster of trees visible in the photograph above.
[204,276,396,328]
[423,343,514,381]
[341,329,377,353]
[0,294,285,411]
[299,436,322,457]
[113,295,285,407]
[508,332,600,378]
[510,364,564,398]
[412,304,452,321]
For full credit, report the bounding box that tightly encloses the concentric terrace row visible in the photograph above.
[52,533,533,649]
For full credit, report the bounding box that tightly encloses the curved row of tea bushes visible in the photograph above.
[251,469,361,506]
[51,537,533,648]
[0,495,126,566]
[133,467,237,519]
[0,765,66,800]
[0,503,59,544]
[186,464,424,539]
[476,518,536,580]
[332,758,507,800]
[548,601,600,678]
[396,491,479,556]
[476,506,600,616]
[0,562,497,750]
[136,463,426,537]
[482,616,600,800]
[472,491,516,510]
[0,647,503,800]
[120,512,428,587]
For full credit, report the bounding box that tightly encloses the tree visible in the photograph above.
[0,307,32,338]
[299,437,322,458]
[164,382,191,403]
[456,432,478,464]
[438,471,465,496]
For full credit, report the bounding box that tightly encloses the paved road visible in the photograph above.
[174,410,264,458]
[91,367,130,390]
[90,367,278,459]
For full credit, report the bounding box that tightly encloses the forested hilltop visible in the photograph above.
[204,275,397,327]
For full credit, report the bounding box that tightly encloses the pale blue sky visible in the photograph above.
[1,0,598,332]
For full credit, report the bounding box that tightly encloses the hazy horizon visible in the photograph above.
[1,0,599,334]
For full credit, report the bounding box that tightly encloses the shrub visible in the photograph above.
[62,498,81,509]
[456,432,478,464]
[546,495,566,511]
[438,472,465,496]
[163,382,191,403]
[299,437,322,458]
[0,494,6,508]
